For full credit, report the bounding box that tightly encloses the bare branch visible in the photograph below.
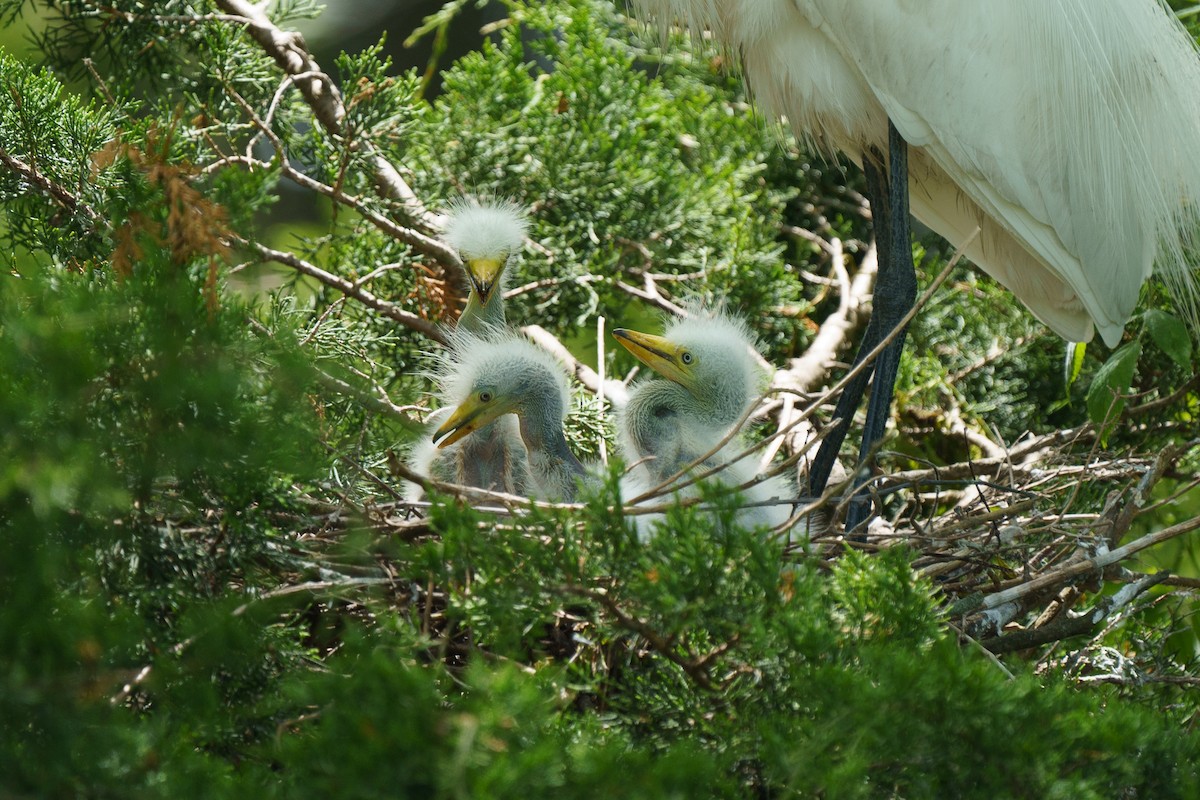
[955,512,1200,623]
[521,324,630,405]
[560,583,727,691]
[774,238,875,395]
[213,0,433,225]
[218,79,461,271]
[979,572,1170,654]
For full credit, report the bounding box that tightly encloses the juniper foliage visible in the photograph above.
[3,1,1200,798]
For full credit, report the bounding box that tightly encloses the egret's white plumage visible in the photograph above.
[615,311,795,539]
[429,331,590,501]
[634,0,1200,345]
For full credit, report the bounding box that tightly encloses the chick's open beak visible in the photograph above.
[467,257,504,306]
[612,328,696,391]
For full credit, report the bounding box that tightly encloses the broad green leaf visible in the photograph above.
[1144,309,1193,370]
[1086,340,1142,444]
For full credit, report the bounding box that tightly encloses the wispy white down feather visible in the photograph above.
[435,329,572,415]
[442,197,529,261]
[633,0,1200,345]
[660,309,766,411]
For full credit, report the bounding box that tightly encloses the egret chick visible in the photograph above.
[614,311,761,443]
[408,392,531,500]
[427,198,529,497]
[442,198,528,331]
[614,312,795,536]
[432,333,590,501]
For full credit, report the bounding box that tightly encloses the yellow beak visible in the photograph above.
[432,392,512,448]
[612,328,696,391]
[467,257,504,306]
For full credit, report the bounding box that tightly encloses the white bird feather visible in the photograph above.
[634,0,1200,345]
[442,197,529,331]
[442,197,528,265]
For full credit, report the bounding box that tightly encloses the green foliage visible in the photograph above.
[1082,307,1197,445]
[413,2,804,355]
[404,490,1200,798]
[1145,308,1194,370]
[3,1,1200,798]
[898,260,1065,450]
[0,47,120,263]
[269,631,721,800]
[0,258,318,794]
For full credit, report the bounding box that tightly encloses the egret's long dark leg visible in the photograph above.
[805,158,890,494]
[807,121,917,533]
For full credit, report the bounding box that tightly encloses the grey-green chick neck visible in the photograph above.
[622,378,728,481]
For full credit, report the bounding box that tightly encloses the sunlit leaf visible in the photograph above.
[1064,340,1086,389]
[1050,340,1088,412]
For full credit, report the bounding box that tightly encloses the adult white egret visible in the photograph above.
[414,198,531,497]
[632,0,1200,530]
[614,312,795,536]
[431,332,591,501]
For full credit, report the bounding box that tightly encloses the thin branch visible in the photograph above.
[503,272,606,299]
[315,368,424,425]
[219,80,461,270]
[80,3,254,26]
[782,223,837,257]
[955,513,1200,620]
[522,323,630,405]
[0,147,107,229]
[278,161,460,268]
[979,572,1170,654]
[255,577,393,601]
[212,0,432,224]
[233,236,447,343]
[82,57,116,105]
[774,238,876,394]
[614,277,689,317]
[561,584,723,691]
